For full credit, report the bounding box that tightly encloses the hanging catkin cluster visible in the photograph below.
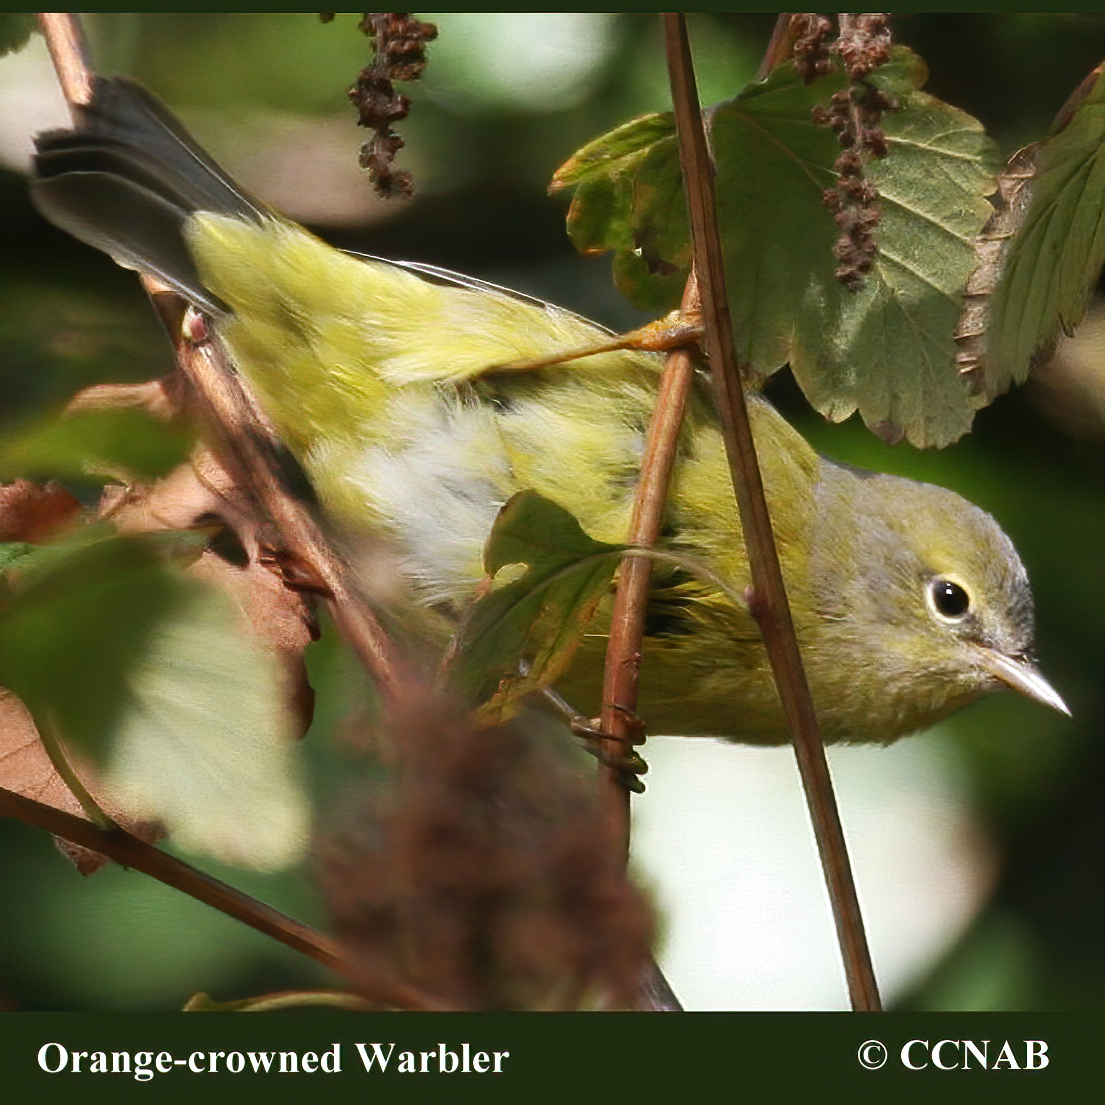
[804,13,896,289]
[337,12,438,198]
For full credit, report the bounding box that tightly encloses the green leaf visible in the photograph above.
[788,51,1000,447]
[447,491,624,722]
[0,14,35,57]
[987,65,1105,396]
[0,542,35,574]
[100,580,309,869]
[0,407,195,484]
[0,530,307,869]
[553,48,1000,447]
[0,531,191,750]
[552,113,679,190]
[555,114,689,311]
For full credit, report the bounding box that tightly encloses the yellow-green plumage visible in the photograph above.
[187,214,1044,742]
[31,78,1067,745]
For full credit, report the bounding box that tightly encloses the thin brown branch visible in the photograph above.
[36,12,93,109]
[757,13,799,81]
[0,785,446,1010]
[30,12,434,1007]
[662,12,881,1013]
[154,295,406,700]
[37,12,405,703]
[597,277,699,858]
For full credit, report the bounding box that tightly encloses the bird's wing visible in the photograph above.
[356,255,618,338]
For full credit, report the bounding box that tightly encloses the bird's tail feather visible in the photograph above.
[32,77,267,315]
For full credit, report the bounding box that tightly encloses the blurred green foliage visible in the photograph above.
[0,406,194,484]
[0,12,1104,1012]
[0,14,34,59]
[0,530,192,759]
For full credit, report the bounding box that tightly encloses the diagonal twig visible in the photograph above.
[148,292,407,699]
[36,12,405,703]
[596,276,699,858]
[757,12,801,81]
[0,785,447,1010]
[662,12,881,1013]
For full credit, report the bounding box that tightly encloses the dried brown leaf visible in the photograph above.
[105,453,317,736]
[0,480,82,543]
[954,144,1038,393]
[0,689,162,874]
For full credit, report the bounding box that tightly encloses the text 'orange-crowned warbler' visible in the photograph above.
[30,78,1069,743]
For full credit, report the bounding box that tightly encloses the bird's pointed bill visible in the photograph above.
[977,648,1071,716]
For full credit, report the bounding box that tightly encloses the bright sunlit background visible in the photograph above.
[0,13,1103,1012]
[633,734,997,1010]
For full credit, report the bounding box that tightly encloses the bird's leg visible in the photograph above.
[541,685,649,794]
[484,307,704,375]
[257,543,334,598]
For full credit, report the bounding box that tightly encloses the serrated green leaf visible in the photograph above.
[557,114,689,309]
[0,406,195,484]
[563,177,622,256]
[786,53,999,446]
[447,491,625,722]
[987,66,1105,395]
[0,529,307,869]
[553,47,1000,447]
[0,13,35,57]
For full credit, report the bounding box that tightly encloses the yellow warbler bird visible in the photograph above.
[30,78,1069,743]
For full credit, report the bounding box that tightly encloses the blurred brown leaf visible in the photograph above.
[0,480,82,543]
[321,693,654,1010]
[0,376,318,870]
[105,453,317,737]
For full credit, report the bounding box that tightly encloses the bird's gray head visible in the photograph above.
[807,466,1067,741]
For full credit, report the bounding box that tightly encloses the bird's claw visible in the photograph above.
[540,683,650,792]
[568,710,649,794]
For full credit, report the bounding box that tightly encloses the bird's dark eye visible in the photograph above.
[928,577,971,620]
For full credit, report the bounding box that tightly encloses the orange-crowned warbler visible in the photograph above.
[30,78,1069,743]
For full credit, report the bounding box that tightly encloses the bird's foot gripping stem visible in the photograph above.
[543,688,649,793]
